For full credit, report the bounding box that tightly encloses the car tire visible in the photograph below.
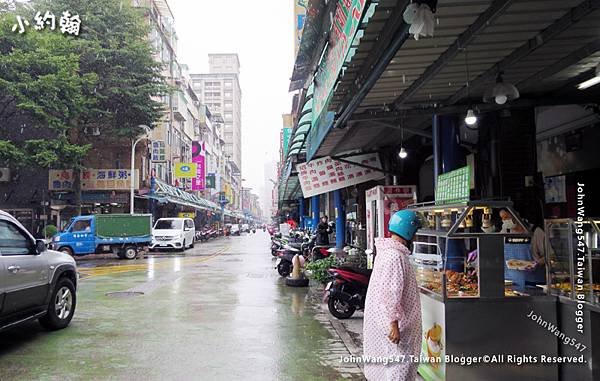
[180,240,186,252]
[59,246,74,257]
[122,246,137,260]
[39,277,76,331]
[190,239,195,249]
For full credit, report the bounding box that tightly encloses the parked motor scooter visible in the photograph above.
[275,245,305,277]
[324,260,372,319]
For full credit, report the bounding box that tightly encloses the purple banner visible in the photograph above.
[192,141,205,191]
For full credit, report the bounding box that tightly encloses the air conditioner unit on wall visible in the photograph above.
[0,168,10,182]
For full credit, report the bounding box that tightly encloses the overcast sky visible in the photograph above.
[170,0,296,193]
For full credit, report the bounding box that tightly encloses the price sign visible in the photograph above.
[435,166,470,205]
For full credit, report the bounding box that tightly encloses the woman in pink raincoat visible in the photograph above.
[364,210,422,380]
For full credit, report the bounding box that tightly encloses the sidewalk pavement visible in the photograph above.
[321,304,425,381]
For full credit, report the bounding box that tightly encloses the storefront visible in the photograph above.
[283,1,600,380]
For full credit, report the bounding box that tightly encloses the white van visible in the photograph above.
[150,218,195,251]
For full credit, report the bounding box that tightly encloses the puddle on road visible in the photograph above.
[105,291,145,298]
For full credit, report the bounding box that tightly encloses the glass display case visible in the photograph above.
[545,218,600,305]
[410,200,536,300]
[408,201,558,381]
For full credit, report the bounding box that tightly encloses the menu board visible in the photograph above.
[435,166,470,205]
[297,153,384,198]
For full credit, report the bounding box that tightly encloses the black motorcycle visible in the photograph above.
[324,266,372,319]
[275,245,303,277]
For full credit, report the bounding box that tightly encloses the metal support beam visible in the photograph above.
[349,95,598,121]
[332,1,412,130]
[393,0,514,107]
[370,120,433,138]
[445,0,600,106]
[517,39,600,91]
[331,156,396,176]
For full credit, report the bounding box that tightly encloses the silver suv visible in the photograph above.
[0,210,78,332]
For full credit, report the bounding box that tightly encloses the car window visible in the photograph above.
[186,220,194,229]
[155,219,183,230]
[0,220,34,256]
[72,219,92,232]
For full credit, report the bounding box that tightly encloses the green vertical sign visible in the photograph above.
[312,0,367,129]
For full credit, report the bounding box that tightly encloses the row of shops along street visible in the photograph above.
[275,1,600,380]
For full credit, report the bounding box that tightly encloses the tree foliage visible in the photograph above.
[0,0,169,170]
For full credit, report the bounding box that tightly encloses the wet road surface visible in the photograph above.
[0,232,364,381]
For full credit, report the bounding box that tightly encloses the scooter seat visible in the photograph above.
[337,266,372,277]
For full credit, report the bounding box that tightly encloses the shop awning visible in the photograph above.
[306,0,600,158]
[152,179,219,212]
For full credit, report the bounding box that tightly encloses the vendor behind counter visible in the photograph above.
[501,209,549,290]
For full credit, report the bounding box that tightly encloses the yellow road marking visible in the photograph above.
[79,246,229,280]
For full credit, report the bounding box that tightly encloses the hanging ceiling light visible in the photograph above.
[483,73,520,105]
[465,109,477,125]
[398,118,408,159]
[462,48,477,126]
[399,147,408,159]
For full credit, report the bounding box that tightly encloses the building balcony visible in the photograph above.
[172,95,186,121]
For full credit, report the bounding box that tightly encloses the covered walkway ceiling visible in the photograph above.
[315,0,600,158]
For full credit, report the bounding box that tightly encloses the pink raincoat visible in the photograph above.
[363,238,421,380]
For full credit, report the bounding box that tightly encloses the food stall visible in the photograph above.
[545,218,600,381]
[409,200,558,381]
[365,185,417,268]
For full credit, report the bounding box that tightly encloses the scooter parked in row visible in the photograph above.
[323,249,373,319]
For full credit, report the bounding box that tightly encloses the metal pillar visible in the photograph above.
[298,197,305,230]
[333,190,345,248]
[311,196,320,231]
[438,114,465,271]
[432,115,441,189]
[150,176,156,223]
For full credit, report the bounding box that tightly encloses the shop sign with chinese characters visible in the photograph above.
[296,153,384,198]
[151,140,166,162]
[49,169,139,191]
[311,0,366,128]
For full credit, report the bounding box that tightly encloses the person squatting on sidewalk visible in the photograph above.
[363,210,422,380]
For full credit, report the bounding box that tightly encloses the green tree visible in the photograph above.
[37,0,170,138]
[0,12,94,168]
[0,0,170,211]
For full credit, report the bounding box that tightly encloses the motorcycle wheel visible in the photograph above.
[327,293,356,319]
[277,261,292,277]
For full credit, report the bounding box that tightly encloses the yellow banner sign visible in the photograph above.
[174,163,197,178]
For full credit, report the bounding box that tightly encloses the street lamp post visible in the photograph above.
[130,125,151,215]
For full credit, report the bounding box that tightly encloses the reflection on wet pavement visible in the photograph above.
[0,233,364,381]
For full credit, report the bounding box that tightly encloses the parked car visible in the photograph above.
[150,218,195,251]
[0,210,78,332]
[52,214,152,259]
[230,224,241,236]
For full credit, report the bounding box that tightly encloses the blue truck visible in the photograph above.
[51,214,152,259]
